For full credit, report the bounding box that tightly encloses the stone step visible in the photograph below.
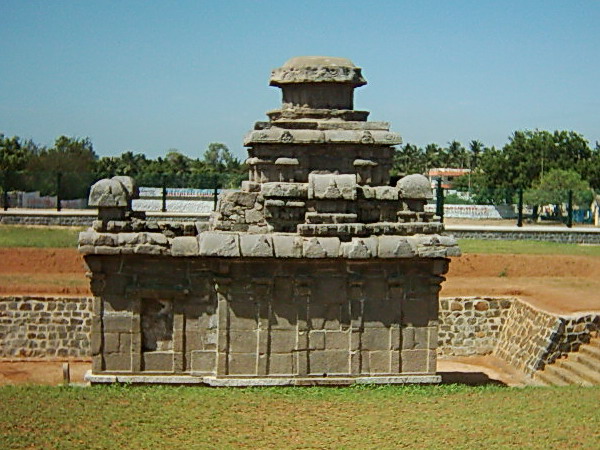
[588,337,600,350]
[579,343,600,362]
[557,359,600,385]
[544,363,593,386]
[534,368,569,387]
[573,347,600,373]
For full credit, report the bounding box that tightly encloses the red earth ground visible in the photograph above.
[1,247,599,385]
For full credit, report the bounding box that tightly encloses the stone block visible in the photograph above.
[198,232,241,257]
[143,351,174,372]
[229,311,258,331]
[103,314,132,333]
[305,212,357,224]
[361,328,390,351]
[268,353,294,375]
[78,230,96,246]
[340,237,377,259]
[103,353,131,372]
[104,332,120,353]
[325,331,349,350]
[270,330,297,353]
[241,181,261,192]
[309,350,349,375]
[378,236,416,258]
[116,233,139,246]
[240,234,274,257]
[374,186,399,200]
[401,349,429,373]
[95,246,121,255]
[141,232,168,246]
[229,330,258,353]
[401,327,429,350]
[190,350,216,374]
[302,237,340,258]
[261,182,308,198]
[133,244,163,255]
[245,208,264,224]
[228,353,257,375]
[369,351,391,374]
[308,173,357,201]
[171,236,199,256]
[309,331,325,350]
[119,333,131,354]
[361,185,375,199]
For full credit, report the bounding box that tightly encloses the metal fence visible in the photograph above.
[0,170,231,212]
[432,178,595,227]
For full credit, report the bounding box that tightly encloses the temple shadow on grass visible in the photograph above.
[440,371,507,386]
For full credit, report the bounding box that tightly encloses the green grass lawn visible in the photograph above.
[0,225,83,248]
[0,385,598,448]
[458,238,600,256]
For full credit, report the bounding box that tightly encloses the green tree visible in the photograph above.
[392,143,425,176]
[524,169,593,214]
[468,140,485,171]
[203,143,238,172]
[486,130,592,190]
[0,134,35,192]
[27,136,97,199]
[446,140,467,168]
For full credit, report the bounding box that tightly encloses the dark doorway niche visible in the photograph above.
[141,299,173,352]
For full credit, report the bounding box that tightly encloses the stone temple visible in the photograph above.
[81,56,460,385]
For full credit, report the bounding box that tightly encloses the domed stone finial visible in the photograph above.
[269,56,366,111]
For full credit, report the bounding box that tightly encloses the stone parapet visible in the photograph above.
[78,229,460,259]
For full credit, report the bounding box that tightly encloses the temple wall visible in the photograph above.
[86,255,447,377]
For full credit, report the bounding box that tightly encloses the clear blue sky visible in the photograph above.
[1,0,599,160]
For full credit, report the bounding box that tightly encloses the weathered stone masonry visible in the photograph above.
[493,300,600,375]
[437,297,512,357]
[0,296,91,358]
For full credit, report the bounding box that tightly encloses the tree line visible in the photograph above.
[0,134,246,199]
[393,130,600,206]
[2,129,599,205]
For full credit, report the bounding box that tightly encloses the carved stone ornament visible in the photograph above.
[360,130,375,144]
[270,56,367,87]
[281,130,294,143]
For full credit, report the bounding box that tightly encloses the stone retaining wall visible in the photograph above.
[0,212,211,227]
[2,295,598,377]
[449,229,600,244]
[438,297,512,356]
[493,300,600,375]
[0,296,91,358]
[0,213,95,227]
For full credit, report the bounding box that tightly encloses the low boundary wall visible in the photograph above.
[446,225,600,244]
[0,210,211,227]
[0,296,91,358]
[2,295,598,377]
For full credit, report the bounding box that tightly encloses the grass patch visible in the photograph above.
[0,385,598,448]
[458,239,600,256]
[0,225,83,248]
[0,274,87,288]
